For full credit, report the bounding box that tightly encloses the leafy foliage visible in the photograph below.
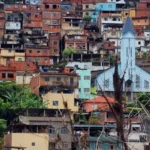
[137,92,150,105]
[0,81,47,138]
[88,115,99,124]
[83,16,92,22]
[0,119,6,149]
[62,47,75,58]
[142,52,147,59]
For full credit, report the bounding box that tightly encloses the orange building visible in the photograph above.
[0,65,16,81]
[82,96,140,124]
[42,0,61,33]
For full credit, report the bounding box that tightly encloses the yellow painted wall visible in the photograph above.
[122,9,136,22]
[83,4,96,10]
[16,75,32,85]
[0,57,15,65]
[3,133,49,150]
[1,49,15,57]
[42,92,78,112]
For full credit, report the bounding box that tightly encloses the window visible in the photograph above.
[29,49,32,53]
[53,41,57,44]
[61,127,68,134]
[52,13,56,17]
[86,12,89,16]
[56,77,61,81]
[31,142,35,146]
[18,58,22,61]
[52,4,57,9]
[138,41,141,45]
[49,143,55,149]
[53,101,58,106]
[8,49,12,53]
[140,135,147,142]
[27,20,31,24]
[113,18,116,21]
[44,59,48,62]
[110,144,114,149]
[54,49,57,53]
[45,4,49,9]
[93,12,96,15]
[108,4,112,8]
[79,88,81,92]
[136,75,140,88]
[8,73,14,78]
[35,58,40,62]
[49,127,55,134]
[62,143,68,148]
[37,50,40,53]
[2,73,6,78]
[45,77,49,81]
[6,4,10,8]
[86,5,89,8]
[84,88,90,93]
[6,57,10,61]
[104,79,109,88]
[84,76,90,80]
[130,47,132,57]
[126,47,128,57]
[144,80,149,89]
[70,77,74,85]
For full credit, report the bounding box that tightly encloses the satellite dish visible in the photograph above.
[19,115,30,125]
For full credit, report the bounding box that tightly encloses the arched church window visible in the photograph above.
[126,47,128,57]
[130,47,132,57]
[104,79,109,88]
[136,75,140,88]
[144,80,149,89]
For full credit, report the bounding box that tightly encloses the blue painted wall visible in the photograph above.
[76,69,91,100]
[91,3,116,22]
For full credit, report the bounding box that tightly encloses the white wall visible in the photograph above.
[136,39,145,48]
[5,22,21,30]
[144,31,150,41]
[66,62,110,71]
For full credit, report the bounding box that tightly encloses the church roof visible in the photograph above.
[122,16,136,36]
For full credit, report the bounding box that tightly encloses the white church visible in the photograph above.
[95,16,150,93]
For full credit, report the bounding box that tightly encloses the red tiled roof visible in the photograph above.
[84,96,115,103]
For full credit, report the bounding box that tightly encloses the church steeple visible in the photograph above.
[122,16,136,36]
[121,16,136,81]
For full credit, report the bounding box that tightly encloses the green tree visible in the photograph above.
[0,82,48,123]
[0,119,6,149]
[83,15,92,22]
[62,47,74,58]
[88,115,99,124]
[142,52,147,59]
